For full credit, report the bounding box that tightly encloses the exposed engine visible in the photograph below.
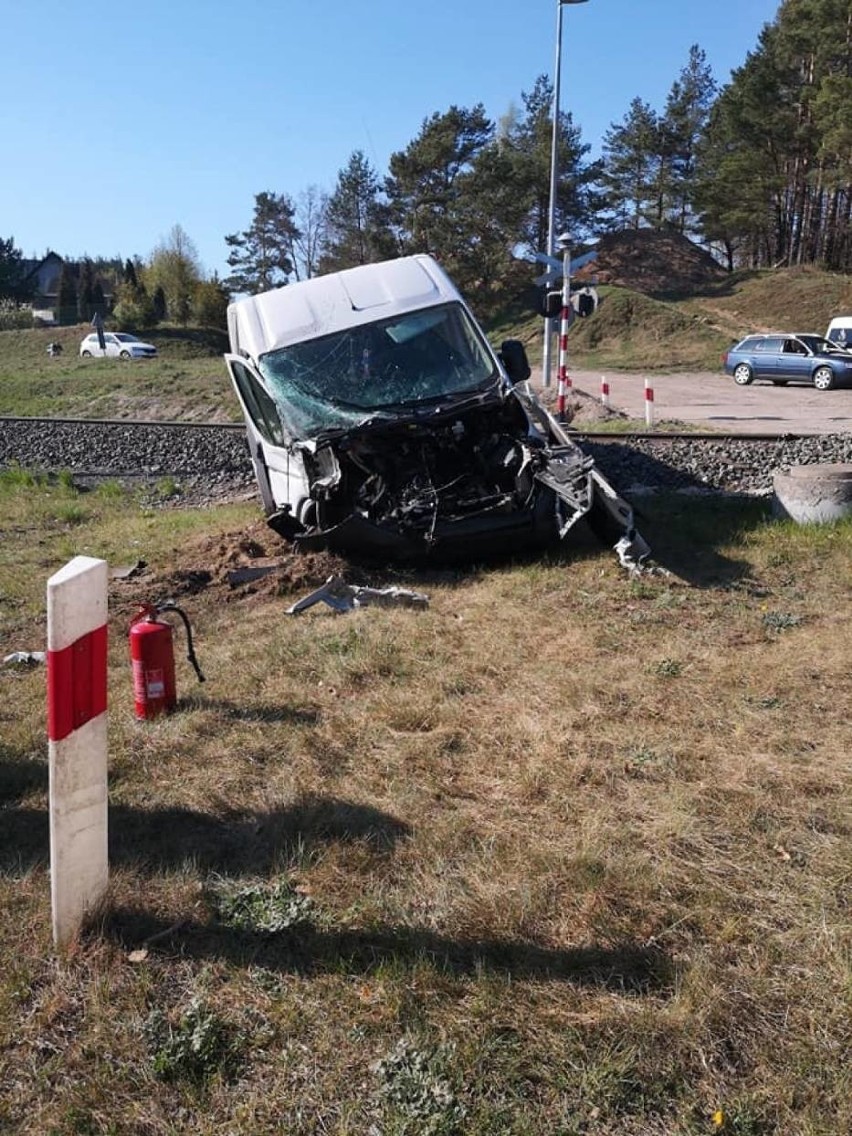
[308,400,544,544]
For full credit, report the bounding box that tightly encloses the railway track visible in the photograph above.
[0,413,828,442]
[2,416,851,499]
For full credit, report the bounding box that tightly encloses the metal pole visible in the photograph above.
[542,0,564,390]
[541,0,588,390]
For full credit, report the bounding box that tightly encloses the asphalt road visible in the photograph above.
[557,369,852,435]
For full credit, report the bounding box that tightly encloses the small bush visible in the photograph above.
[144,996,244,1085]
[373,1036,466,1135]
[207,876,314,934]
[762,610,803,633]
[0,307,34,331]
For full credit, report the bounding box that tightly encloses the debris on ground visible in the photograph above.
[286,575,430,615]
[3,651,46,667]
[110,560,147,580]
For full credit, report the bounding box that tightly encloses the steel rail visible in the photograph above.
[0,415,828,444]
[0,415,245,431]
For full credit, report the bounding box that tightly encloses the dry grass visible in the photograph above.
[1,473,851,1135]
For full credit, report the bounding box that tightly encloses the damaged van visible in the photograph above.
[225,255,648,565]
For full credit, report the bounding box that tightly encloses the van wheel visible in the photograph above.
[733,363,753,386]
[81,350,92,357]
[120,350,131,359]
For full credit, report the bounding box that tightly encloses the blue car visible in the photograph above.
[722,333,852,391]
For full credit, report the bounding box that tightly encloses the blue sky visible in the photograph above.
[2,0,780,278]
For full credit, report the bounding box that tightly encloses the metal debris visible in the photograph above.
[110,560,147,580]
[3,651,46,667]
[286,575,430,615]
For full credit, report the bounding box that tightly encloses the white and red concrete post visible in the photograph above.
[556,244,573,422]
[47,556,109,947]
[644,377,655,428]
[556,305,572,421]
[600,375,610,408]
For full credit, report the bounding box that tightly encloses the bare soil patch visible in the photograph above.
[117,521,348,608]
[574,229,727,296]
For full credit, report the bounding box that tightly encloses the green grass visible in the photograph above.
[1,477,851,1133]
[0,323,239,421]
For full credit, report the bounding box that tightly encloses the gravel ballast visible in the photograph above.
[2,418,852,502]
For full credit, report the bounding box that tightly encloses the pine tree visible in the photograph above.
[320,151,394,273]
[503,74,602,256]
[224,192,300,295]
[660,46,717,232]
[0,236,33,303]
[600,98,662,229]
[385,104,493,264]
[152,285,167,323]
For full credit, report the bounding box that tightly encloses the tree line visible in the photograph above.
[223,0,851,302]
[1,0,848,329]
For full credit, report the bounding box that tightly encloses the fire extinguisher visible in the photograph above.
[129,602,205,720]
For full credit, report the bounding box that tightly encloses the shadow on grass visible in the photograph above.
[0,794,410,875]
[99,905,675,993]
[0,750,47,807]
[175,694,321,726]
[629,493,771,587]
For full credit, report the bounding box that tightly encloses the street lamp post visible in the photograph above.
[542,0,588,389]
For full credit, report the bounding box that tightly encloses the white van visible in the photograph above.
[825,317,852,348]
[224,255,647,563]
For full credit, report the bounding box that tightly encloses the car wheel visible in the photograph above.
[119,350,131,359]
[733,363,753,386]
[812,366,835,391]
[81,350,92,357]
[771,379,788,386]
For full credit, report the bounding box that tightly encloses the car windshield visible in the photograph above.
[796,334,845,354]
[114,334,140,343]
[257,302,499,436]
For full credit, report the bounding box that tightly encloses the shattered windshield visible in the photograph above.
[257,302,498,437]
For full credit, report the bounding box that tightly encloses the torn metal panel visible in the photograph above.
[286,575,430,615]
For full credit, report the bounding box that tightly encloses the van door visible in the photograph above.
[224,353,309,517]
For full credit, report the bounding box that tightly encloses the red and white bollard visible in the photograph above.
[47,556,109,946]
[600,375,610,408]
[556,302,573,421]
[644,377,655,428]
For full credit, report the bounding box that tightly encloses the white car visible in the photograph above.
[79,332,158,359]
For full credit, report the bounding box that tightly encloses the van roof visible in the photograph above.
[228,255,462,361]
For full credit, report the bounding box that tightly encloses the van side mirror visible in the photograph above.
[499,339,531,384]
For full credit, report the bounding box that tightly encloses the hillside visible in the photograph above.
[487,247,852,374]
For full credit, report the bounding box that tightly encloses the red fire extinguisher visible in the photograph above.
[129,602,205,720]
